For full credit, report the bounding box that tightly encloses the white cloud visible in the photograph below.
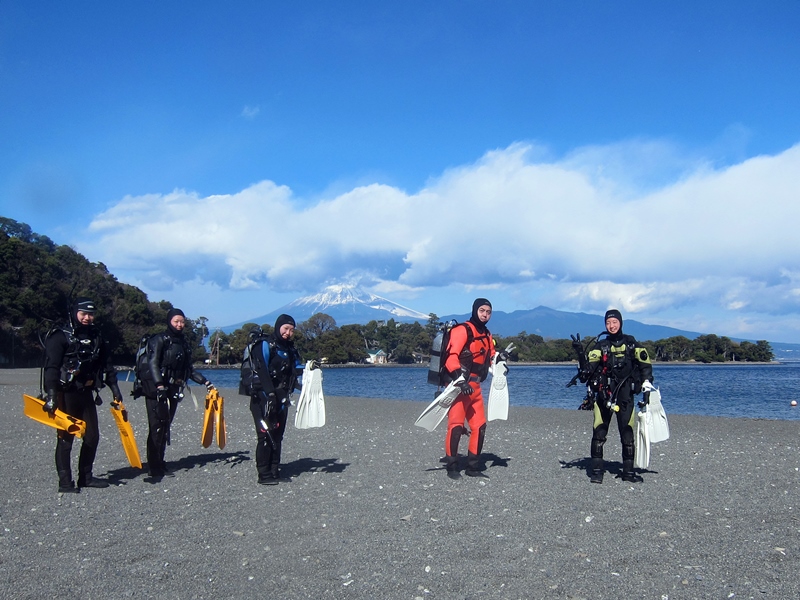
[241,105,260,119]
[80,140,800,337]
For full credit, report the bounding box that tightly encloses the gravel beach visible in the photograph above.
[1,368,799,600]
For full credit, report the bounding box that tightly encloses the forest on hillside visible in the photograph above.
[1,217,774,368]
[0,217,207,367]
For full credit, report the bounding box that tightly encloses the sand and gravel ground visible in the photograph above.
[1,368,799,599]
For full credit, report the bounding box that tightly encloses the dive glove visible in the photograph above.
[456,380,473,395]
[43,392,57,415]
[496,342,516,363]
[638,380,654,408]
[570,333,583,352]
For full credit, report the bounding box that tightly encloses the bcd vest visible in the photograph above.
[57,327,103,390]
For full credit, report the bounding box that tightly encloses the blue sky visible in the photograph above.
[2,2,800,342]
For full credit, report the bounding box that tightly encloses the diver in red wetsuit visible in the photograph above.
[443,298,496,479]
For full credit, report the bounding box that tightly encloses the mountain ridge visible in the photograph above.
[223,285,800,360]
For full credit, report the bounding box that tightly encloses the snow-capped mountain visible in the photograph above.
[223,284,430,330]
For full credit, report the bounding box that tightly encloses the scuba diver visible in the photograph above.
[43,297,123,492]
[442,298,497,479]
[139,308,214,479]
[570,309,653,484]
[247,314,304,485]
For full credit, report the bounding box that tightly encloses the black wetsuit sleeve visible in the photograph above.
[100,340,118,385]
[293,348,304,390]
[147,334,166,388]
[638,354,654,383]
[188,367,208,386]
[630,335,654,388]
[43,330,67,392]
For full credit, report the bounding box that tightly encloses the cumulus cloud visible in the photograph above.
[81,140,800,326]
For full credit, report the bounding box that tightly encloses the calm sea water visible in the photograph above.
[197,362,800,421]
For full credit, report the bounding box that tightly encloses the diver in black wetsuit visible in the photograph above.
[248,314,303,485]
[139,308,214,478]
[43,297,123,493]
[577,309,653,483]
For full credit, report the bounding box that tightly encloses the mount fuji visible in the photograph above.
[223,285,431,331]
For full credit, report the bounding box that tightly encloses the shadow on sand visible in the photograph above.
[104,450,251,485]
[559,456,658,480]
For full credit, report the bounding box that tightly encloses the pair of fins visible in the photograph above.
[414,376,465,432]
[201,388,227,449]
[634,384,670,469]
[295,361,326,429]
[110,400,143,469]
[487,343,515,422]
[23,393,142,469]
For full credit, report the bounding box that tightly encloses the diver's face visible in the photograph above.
[476,305,492,323]
[606,318,621,334]
[279,324,295,340]
[170,315,186,331]
[75,311,95,326]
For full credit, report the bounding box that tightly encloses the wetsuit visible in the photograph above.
[584,332,653,481]
[140,328,209,477]
[249,332,303,484]
[43,324,121,490]
[443,319,495,475]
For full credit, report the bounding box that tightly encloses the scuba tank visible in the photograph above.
[427,320,457,386]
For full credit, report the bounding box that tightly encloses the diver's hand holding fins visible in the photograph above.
[414,375,466,431]
[24,393,87,437]
[42,391,57,415]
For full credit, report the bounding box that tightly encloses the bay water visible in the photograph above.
[198,362,800,421]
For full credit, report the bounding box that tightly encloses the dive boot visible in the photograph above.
[464,452,489,478]
[589,458,604,484]
[445,457,461,480]
[621,459,643,483]
[58,470,80,493]
[78,477,110,488]
[78,473,110,488]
